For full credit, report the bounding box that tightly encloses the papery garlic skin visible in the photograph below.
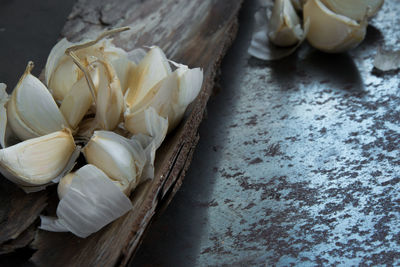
[0,129,77,187]
[268,0,304,47]
[303,0,367,53]
[41,164,133,238]
[7,62,69,141]
[124,46,171,109]
[46,38,127,102]
[83,131,146,194]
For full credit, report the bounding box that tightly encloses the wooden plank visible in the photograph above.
[0,0,242,265]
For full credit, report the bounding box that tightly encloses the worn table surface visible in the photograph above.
[133,0,400,266]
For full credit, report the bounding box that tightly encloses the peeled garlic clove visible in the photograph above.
[124,46,171,109]
[94,60,124,131]
[304,0,367,53]
[40,164,133,238]
[83,131,146,194]
[268,0,304,47]
[60,66,100,130]
[7,62,69,141]
[0,129,78,187]
[124,72,178,135]
[320,0,369,21]
[46,36,127,102]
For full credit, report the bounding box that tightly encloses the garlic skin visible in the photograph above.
[0,129,78,187]
[7,62,69,141]
[0,83,9,148]
[303,0,367,53]
[83,131,146,194]
[124,46,171,110]
[41,164,133,238]
[268,0,304,47]
[46,38,127,102]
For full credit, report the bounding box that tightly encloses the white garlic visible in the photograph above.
[124,60,203,135]
[60,65,100,130]
[124,46,171,110]
[7,62,69,141]
[82,131,147,194]
[45,30,128,102]
[0,129,79,188]
[303,0,367,53]
[268,0,304,47]
[42,164,133,238]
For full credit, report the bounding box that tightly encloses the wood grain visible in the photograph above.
[1,0,242,265]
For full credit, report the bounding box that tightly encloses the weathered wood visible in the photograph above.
[0,0,242,265]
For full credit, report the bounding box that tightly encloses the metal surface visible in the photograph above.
[133,0,400,266]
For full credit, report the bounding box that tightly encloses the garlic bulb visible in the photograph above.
[41,164,133,238]
[268,0,304,47]
[365,0,385,17]
[0,129,78,188]
[303,0,367,53]
[7,62,69,141]
[45,30,128,102]
[124,46,171,110]
[83,131,146,194]
[320,0,384,21]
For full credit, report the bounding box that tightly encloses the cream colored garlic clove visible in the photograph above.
[320,0,376,21]
[60,66,100,130]
[124,46,171,109]
[7,62,69,141]
[124,72,178,135]
[0,129,79,188]
[94,60,124,131]
[57,172,75,199]
[46,30,128,102]
[303,0,367,53]
[82,131,147,194]
[268,0,304,47]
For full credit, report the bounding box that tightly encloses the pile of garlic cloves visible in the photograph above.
[0,27,203,238]
[249,0,384,60]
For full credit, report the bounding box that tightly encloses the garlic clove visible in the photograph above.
[57,172,74,199]
[60,66,100,130]
[46,34,128,102]
[83,131,147,194]
[365,0,384,17]
[320,0,369,21]
[169,63,203,132]
[41,164,133,238]
[303,0,367,53]
[268,0,304,47]
[0,129,78,187]
[124,46,171,109]
[110,57,136,94]
[124,72,178,135]
[7,62,69,141]
[94,60,124,131]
